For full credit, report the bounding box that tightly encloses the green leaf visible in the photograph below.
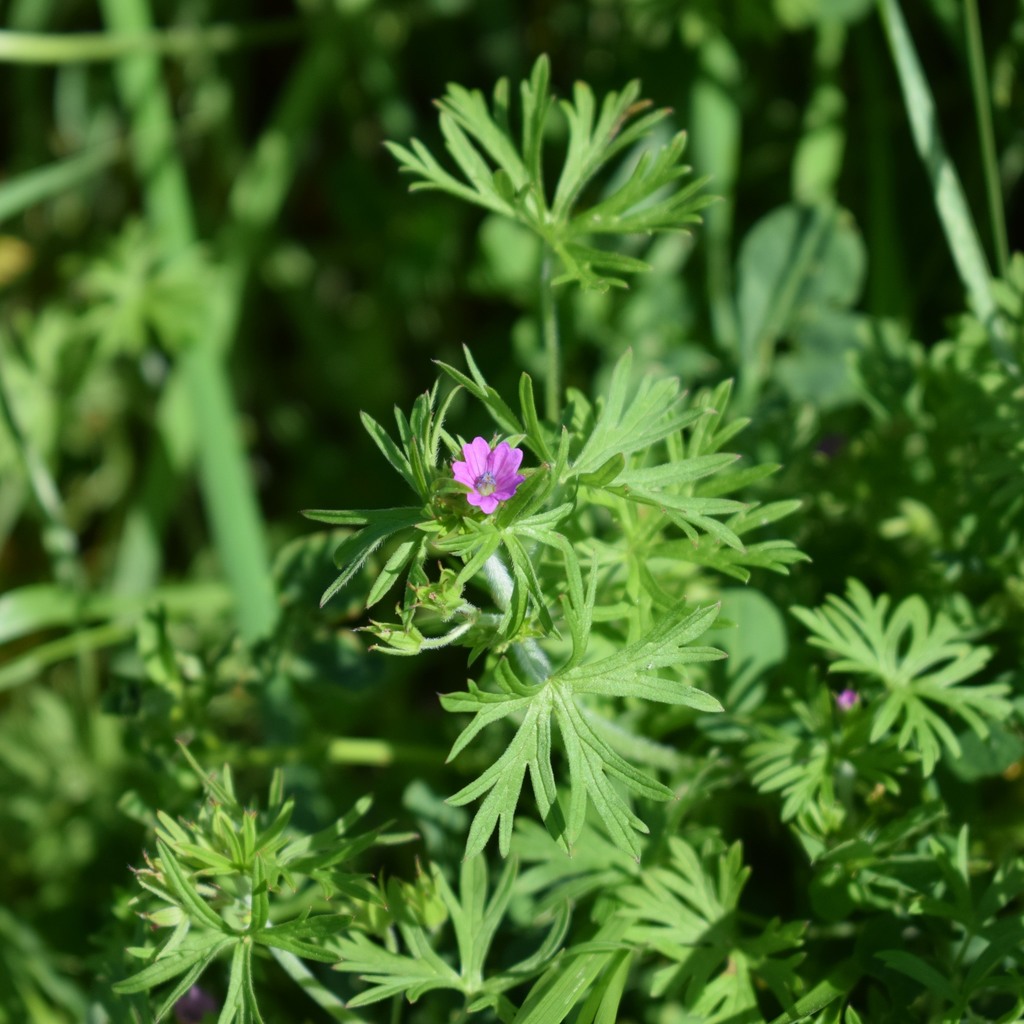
[572,950,632,1024]
[576,163,711,240]
[609,487,746,550]
[333,930,460,1006]
[218,939,246,1024]
[571,350,702,475]
[443,600,723,858]
[358,411,419,492]
[388,57,712,291]
[735,203,866,407]
[519,372,554,461]
[577,453,624,488]
[254,914,350,962]
[312,508,423,608]
[793,580,1010,776]
[619,836,805,1009]
[366,535,424,608]
[512,918,631,1024]
[875,950,958,1003]
[766,960,859,1023]
[448,693,552,859]
[562,601,724,710]
[157,841,232,933]
[114,932,234,996]
[615,453,739,489]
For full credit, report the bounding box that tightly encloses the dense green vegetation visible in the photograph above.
[1,1,1022,1022]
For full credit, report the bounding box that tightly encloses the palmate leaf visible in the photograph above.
[673,499,809,582]
[435,350,779,580]
[442,597,724,859]
[792,579,1011,775]
[334,930,461,1007]
[617,835,804,1013]
[334,858,565,1010]
[569,349,704,475]
[569,355,780,554]
[744,688,906,839]
[77,218,216,356]
[574,164,712,236]
[387,56,712,291]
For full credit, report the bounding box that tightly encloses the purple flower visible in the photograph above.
[835,688,860,711]
[174,985,217,1024]
[452,436,525,514]
[816,433,847,459]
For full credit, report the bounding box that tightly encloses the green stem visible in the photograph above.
[0,19,301,64]
[326,738,444,767]
[0,581,230,646]
[481,553,551,683]
[539,250,561,422]
[98,0,194,241]
[185,348,279,639]
[964,0,1009,277]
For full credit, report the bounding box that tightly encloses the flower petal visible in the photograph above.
[491,456,520,491]
[491,477,523,501]
[489,441,515,475]
[453,437,525,513]
[462,436,492,478]
[477,494,500,514]
[452,460,476,488]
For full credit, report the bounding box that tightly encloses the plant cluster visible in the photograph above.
[1,3,1023,1024]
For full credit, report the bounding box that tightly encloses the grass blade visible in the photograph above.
[877,0,1015,372]
[0,138,122,224]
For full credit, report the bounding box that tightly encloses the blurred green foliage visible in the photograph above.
[1,0,1023,1022]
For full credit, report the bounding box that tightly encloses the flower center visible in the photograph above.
[474,471,497,496]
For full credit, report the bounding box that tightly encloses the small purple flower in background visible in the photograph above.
[816,433,847,459]
[835,688,860,712]
[452,436,525,514]
[174,985,217,1024]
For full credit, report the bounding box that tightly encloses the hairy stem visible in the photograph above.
[481,553,552,683]
[540,250,561,422]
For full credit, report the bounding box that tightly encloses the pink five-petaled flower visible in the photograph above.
[835,688,860,712]
[452,436,525,514]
